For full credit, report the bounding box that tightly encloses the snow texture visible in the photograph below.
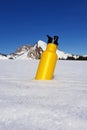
[0,59,87,130]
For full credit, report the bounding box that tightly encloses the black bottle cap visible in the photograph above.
[47,35,59,46]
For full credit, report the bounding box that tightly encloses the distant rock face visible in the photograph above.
[27,44,43,59]
[16,45,32,53]
[0,40,87,60]
[7,42,43,59]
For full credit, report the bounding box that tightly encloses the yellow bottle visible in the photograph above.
[35,35,59,80]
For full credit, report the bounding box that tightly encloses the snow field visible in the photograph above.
[0,59,87,130]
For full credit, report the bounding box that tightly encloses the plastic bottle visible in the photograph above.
[35,35,59,80]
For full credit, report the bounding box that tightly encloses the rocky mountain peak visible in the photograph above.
[0,40,87,60]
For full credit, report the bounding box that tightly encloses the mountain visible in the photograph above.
[0,40,87,60]
[36,40,87,60]
[0,53,8,59]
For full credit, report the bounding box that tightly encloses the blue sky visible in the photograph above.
[0,0,87,55]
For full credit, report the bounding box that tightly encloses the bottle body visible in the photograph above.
[35,43,58,80]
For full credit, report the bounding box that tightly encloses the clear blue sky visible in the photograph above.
[0,0,87,55]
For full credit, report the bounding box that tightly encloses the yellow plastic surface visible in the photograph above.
[35,43,58,80]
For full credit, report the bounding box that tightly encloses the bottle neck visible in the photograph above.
[46,43,58,52]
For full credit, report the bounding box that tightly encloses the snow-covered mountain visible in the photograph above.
[0,40,87,60]
[0,53,8,59]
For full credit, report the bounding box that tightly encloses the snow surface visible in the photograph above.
[0,59,87,130]
[0,55,7,60]
[38,40,47,51]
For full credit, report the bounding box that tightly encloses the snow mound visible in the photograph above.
[37,40,47,51]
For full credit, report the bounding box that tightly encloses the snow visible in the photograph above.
[38,40,47,51]
[0,59,87,130]
[0,55,7,60]
[56,50,72,59]
[15,52,29,59]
